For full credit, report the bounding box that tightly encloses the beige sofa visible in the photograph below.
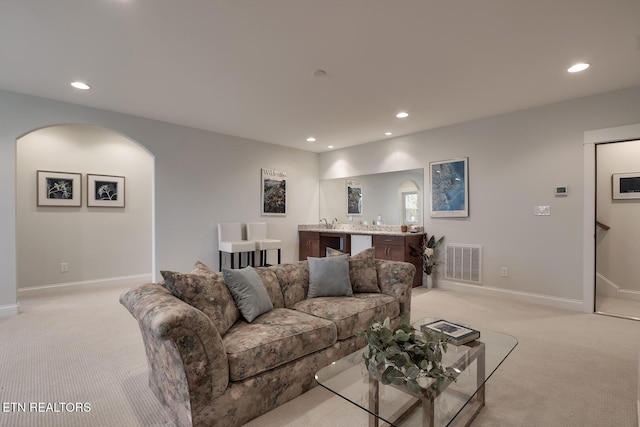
[120,250,415,427]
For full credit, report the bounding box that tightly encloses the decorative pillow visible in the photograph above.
[191,260,216,276]
[326,247,380,293]
[307,254,353,298]
[222,266,274,322]
[160,270,239,335]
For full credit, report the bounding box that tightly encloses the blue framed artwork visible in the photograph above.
[429,158,468,217]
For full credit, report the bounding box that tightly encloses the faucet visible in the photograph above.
[320,218,328,226]
[332,218,338,225]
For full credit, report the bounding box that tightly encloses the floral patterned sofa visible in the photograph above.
[120,249,415,427]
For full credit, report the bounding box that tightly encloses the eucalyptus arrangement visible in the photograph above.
[357,317,456,392]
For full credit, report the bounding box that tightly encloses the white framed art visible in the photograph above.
[37,170,82,207]
[429,157,469,217]
[87,174,125,207]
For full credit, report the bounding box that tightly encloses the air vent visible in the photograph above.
[444,244,482,284]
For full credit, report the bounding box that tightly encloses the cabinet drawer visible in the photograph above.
[299,231,319,240]
[372,235,405,246]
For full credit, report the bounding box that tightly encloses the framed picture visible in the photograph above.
[346,179,362,215]
[37,170,82,207]
[261,168,286,215]
[612,172,640,200]
[87,174,125,207]
[430,157,469,217]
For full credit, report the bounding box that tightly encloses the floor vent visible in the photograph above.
[444,244,482,284]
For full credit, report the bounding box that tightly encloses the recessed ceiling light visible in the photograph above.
[396,111,409,118]
[70,81,91,90]
[306,137,316,142]
[327,145,334,149]
[567,63,590,73]
[385,132,392,136]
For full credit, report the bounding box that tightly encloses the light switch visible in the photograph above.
[534,205,550,216]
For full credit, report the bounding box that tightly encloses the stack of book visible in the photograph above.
[420,319,480,346]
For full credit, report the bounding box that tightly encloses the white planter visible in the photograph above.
[423,273,434,289]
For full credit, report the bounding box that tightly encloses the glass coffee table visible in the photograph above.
[315,318,517,427]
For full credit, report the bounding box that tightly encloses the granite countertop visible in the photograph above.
[298,224,424,236]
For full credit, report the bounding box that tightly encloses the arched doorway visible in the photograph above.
[16,124,154,295]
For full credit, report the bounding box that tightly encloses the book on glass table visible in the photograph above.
[420,319,480,346]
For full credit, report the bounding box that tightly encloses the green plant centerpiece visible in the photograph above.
[357,317,456,392]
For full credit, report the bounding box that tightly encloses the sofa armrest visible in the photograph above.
[120,283,229,425]
[375,260,415,319]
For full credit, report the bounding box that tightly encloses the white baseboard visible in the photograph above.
[596,272,640,302]
[435,279,584,312]
[0,304,19,317]
[17,274,153,299]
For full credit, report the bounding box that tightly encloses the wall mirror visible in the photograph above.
[319,169,424,226]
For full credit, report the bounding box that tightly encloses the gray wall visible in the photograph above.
[319,86,640,308]
[0,90,319,315]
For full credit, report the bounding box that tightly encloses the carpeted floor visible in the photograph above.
[1,285,639,426]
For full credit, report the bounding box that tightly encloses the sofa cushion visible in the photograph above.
[270,262,310,308]
[307,254,353,298]
[327,247,380,293]
[223,266,274,323]
[160,270,240,335]
[222,308,337,381]
[254,267,285,308]
[191,260,216,275]
[293,293,400,340]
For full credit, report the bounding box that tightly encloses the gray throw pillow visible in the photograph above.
[307,254,353,298]
[222,266,274,322]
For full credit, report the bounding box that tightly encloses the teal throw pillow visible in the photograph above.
[222,266,274,323]
[307,254,353,298]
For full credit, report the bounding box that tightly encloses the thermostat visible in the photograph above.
[555,186,568,197]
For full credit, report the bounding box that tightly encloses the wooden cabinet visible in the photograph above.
[299,230,424,287]
[373,234,424,287]
[299,231,320,260]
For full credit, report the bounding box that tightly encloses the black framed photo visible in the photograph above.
[37,170,82,207]
[87,174,125,207]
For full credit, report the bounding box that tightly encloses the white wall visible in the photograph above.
[319,86,640,309]
[0,90,319,316]
[16,125,153,290]
[596,139,640,294]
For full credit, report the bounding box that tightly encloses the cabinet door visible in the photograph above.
[374,245,389,260]
[299,232,320,260]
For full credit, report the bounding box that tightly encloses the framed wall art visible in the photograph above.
[612,172,640,200]
[346,179,362,215]
[87,174,125,207]
[37,170,82,207]
[429,157,469,217]
[261,168,287,215]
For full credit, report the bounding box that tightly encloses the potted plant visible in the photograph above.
[419,235,444,288]
[357,317,456,393]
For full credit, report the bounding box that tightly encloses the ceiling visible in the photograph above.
[1,1,639,153]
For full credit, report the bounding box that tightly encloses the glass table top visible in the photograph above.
[315,318,517,426]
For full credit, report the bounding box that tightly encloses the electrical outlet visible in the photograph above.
[60,262,68,273]
[500,267,509,277]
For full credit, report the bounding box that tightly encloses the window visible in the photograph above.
[403,191,418,224]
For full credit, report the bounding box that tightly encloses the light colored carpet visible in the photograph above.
[1,285,639,426]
